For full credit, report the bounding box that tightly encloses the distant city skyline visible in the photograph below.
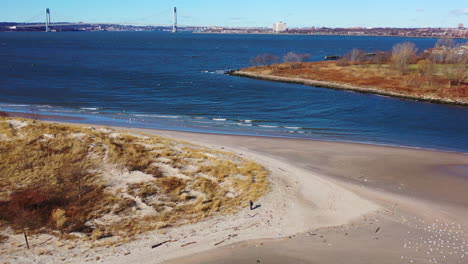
[2,0,467,28]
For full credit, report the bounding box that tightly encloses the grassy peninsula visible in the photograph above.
[232,41,468,105]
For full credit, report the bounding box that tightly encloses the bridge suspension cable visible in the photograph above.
[23,10,44,23]
[18,7,184,27]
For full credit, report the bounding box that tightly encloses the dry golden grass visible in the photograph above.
[0,118,268,244]
[243,61,467,100]
[0,234,7,243]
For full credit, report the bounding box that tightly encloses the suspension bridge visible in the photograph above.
[7,7,187,31]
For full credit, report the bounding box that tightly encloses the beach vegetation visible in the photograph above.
[283,52,310,63]
[391,42,418,74]
[250,53,280,66]
[435,38,455,49]
[0,118,268,245]
[242,39,467,103]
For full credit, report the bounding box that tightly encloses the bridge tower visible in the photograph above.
[45,8,51,32]
[172,7,177,33]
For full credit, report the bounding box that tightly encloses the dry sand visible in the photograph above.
[143,129,468,264]
[3,122,468,264]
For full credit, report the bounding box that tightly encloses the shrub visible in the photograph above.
[442,63,468,87]
[343,49,366,63]
[417,59,435,87]
[158,177,186,194]
[0,188,64,230]
[392,42,418,74]
[51,208,67,229]
[283,52,310,63]
[249,53,280,66]
[435,38,455,49]
[371,51,391,66]
[336,58,350,66]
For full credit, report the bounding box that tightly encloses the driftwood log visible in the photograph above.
[151,240,176,249]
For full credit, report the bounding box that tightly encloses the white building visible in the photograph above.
[273,22,287,33]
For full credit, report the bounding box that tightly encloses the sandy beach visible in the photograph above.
[155,129,468,264]
[2,119,468,264]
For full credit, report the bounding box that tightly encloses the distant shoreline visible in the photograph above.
[1,30,466,39]
[227,70,468,106]
[194,31,468,39]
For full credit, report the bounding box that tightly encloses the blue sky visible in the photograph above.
[2,0,467,28]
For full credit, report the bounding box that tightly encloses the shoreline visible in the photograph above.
[228,70,468,106]
[194,32,468,40]
[2,119,468,263]
[92,123,468,264]
[132,127,468,207]
[143,127,468,264]
[4,111,468,155]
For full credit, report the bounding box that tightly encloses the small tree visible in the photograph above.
[442,52,468,87]
[417,59,435,87]
[432,38,457,63]
[372,51,391,67]
[435,38,455,49]
[392,42,418,74]
[344,48,366,63]
[249,54,280,66]
[283,52,310,63]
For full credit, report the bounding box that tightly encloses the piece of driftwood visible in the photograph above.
[181,242,197,247]
[242,223,260,230]
[214,240,226,246]
[24,231,30,249]
[97,233,113,240]
[151,240,176,249]
[35,237,53,247]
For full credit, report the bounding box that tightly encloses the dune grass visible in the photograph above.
[0,117,268,245]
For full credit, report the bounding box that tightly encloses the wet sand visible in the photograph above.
[142,129,468,264]
[147,129,468,207]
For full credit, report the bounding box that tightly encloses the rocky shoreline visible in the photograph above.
[227,70,468,106]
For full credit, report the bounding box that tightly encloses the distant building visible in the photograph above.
[458,23,464,29]
[273,22,287,33]
[454,30,468,38]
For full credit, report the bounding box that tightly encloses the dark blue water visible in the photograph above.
[0,32,467,152]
